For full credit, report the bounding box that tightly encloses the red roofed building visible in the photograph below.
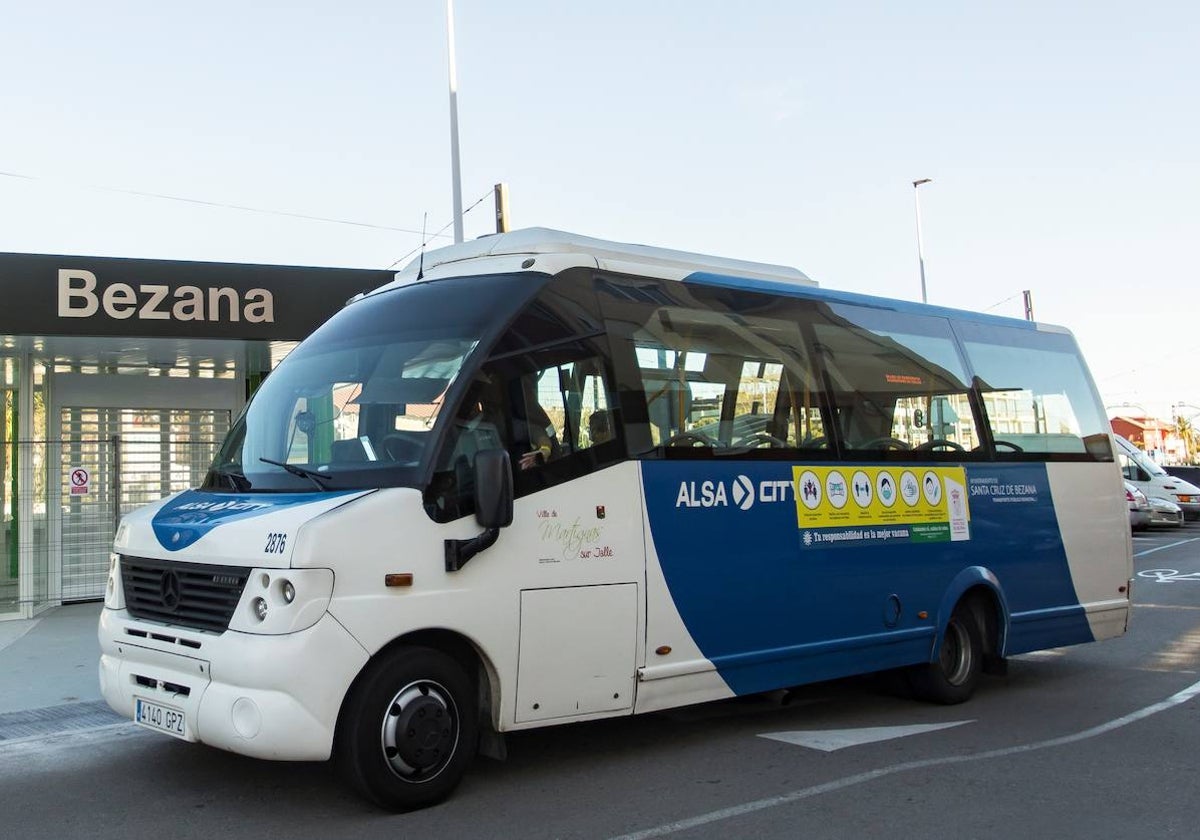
[1110,415,1185,463]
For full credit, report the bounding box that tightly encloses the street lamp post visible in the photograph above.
[913,178,932,304]
[446,0,464,244]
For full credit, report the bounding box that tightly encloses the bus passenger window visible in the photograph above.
[516,370,563,470]
[578,368,615,450]
[630,312,818,450]
[597,277,824,456]
[517,358,618,462]
[459,353,622,503]
[960,326,1110,459]
[814,307,980,456]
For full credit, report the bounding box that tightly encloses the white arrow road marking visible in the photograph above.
[758,720,972,752]
[610,677,1200,840]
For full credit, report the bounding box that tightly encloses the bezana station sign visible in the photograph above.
[59,269,276,324]
[1,252,396,340]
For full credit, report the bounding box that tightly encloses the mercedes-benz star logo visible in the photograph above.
[160,570,182,611]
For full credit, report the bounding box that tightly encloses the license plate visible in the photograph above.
[135,697,187,739]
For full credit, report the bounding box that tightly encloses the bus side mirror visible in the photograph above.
[445,449,513,572]
[474,449,514,529]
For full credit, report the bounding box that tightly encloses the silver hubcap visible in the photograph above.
[379,679,459,783]
[940,619,974,686]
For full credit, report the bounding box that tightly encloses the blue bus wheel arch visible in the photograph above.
[931,568,1010,668]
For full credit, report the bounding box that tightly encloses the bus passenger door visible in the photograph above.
[440,353,646,724]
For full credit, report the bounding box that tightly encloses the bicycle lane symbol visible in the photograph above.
[1138,569,1200,583]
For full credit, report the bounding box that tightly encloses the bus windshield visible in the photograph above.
[204,273,542,492]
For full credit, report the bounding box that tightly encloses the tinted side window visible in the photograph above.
[814,304,982,458]
[956,323,1112,460]
[425,276,620,521]
[599,275,827,457]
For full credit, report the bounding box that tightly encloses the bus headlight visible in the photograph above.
[104,553,126,610]
[113,520,130,549]
[229,568,334,635]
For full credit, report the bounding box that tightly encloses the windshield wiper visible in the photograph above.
[210,464,252,492]
[258,457,333,491]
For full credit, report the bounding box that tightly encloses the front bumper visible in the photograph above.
[99,608,368,760]
[1174,500,1200,520]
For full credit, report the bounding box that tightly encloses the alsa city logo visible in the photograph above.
[58,269,276,323]
[675,474,794,510]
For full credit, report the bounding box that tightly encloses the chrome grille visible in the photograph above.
[120,556,250,633]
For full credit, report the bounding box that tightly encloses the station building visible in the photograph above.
[0,252,394,619]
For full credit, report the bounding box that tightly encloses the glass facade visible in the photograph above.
[0,346,247,619]
[0,252,393,620]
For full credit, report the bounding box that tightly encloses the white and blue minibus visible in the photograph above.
[99,229,1132,810]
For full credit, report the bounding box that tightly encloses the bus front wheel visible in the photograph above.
[910,605,982,705]
[336,646,478,811]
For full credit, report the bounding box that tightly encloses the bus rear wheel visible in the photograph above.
[336,646,478,811]
[910,605,982,705]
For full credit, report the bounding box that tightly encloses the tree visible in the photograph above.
[1174,415,1197,464]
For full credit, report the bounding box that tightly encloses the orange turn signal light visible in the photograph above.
[917,611,929,620]
[385,573,414,587]
[655,645,672,656]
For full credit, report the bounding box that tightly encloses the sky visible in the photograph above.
[1,1,1197,422]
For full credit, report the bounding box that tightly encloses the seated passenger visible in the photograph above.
[588,409,613,445]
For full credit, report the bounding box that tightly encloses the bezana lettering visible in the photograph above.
[58,269,274,323]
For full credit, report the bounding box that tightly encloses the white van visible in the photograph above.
[1114,434,1200,520]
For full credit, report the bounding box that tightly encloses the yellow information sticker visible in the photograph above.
[792,465,971,539]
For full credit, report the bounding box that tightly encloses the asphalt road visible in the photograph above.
[3,522,1199,839]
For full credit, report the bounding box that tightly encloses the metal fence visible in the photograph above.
[1,435,222,616]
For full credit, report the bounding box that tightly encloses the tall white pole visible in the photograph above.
[913,178,931,303]
[446,0,464,244]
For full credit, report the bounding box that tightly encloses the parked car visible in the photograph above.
[1126,481,1151,531]
[1114,435,1200,521]
[1166,465,1200,489]
[1148,496,1184,528]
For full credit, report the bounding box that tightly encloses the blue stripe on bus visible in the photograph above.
[683,271,1041,330]
[151,489,359,551]
[641,460,1092,696]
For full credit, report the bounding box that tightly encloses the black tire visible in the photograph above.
[336,646,477,811]
[909,605,982,705]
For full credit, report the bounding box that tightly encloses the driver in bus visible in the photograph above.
[516,373,559,470]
